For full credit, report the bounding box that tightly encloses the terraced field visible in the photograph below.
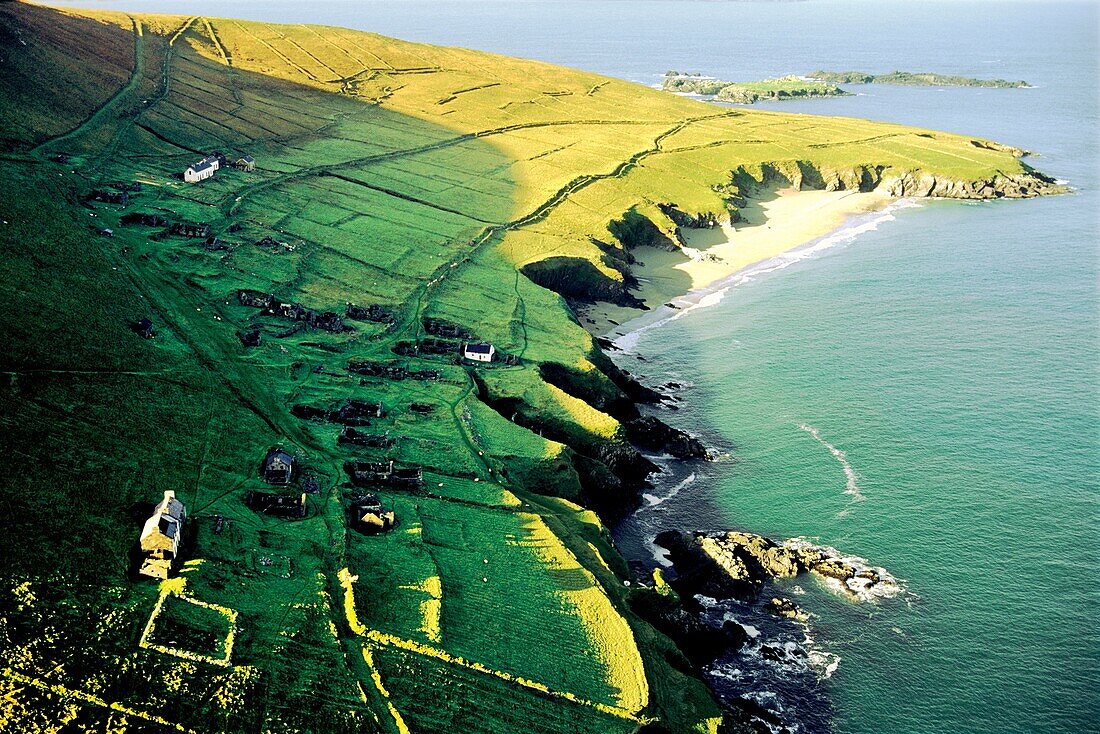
[0,3,1053,733]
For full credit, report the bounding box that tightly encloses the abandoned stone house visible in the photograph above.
[350,494,395,534]
[234,155,255,172]
[169,222,212,239]
[338,426,395,449]
[246,490,307,519]
[345,460,423,489]
[138,490,187,579]
[463,342,496,362]
[237,289,275,309]
[133,318,155,339]
[345,303,395,325]
[90,189,129,206]
[262,447,296,485]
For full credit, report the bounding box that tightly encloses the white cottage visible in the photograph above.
[463,342,495,363]
[183,155,221,183]
[138,490,187,579]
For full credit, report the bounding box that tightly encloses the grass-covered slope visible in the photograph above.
[0,3,1057,733]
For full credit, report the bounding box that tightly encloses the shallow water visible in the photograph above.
[44,0,1100,731]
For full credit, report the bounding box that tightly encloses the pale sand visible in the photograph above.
[580,187,893,337]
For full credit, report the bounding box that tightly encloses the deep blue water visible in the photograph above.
[45,1,1100,732]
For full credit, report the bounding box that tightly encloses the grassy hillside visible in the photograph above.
[0,3,1056,733]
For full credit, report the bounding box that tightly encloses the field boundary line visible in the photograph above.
[1,669,197,733]
[362,632,645,722]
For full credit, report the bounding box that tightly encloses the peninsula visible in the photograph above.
[808,70,1031,87]
[0,3,1061,733]
[663,71,851,103]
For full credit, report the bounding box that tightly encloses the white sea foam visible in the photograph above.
[612,198,920,352]
[648,537,674,568]
[797,423,864,501]
[640,472,695,511]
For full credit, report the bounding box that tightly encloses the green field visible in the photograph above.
[0,3,1055,732]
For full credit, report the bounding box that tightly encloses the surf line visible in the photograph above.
[797,423,864,501]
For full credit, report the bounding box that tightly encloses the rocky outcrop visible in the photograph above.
[655,530,902,603]
[624,415,709,460]
[629,585,749,672]
[658,202,720,229]
[711,532,801,578]
[520,256,642,307]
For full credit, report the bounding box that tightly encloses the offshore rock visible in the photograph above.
[654,531,760,600]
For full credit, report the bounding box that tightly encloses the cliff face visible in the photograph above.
[880,169,1064,198]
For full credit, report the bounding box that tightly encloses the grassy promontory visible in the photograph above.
[663,72,851,103]
[0,3,1060,732]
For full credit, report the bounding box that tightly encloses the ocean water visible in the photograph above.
[44,0,1100,731]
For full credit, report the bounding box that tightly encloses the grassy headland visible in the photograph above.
[0,3,1060,732]
[663,72,851,103]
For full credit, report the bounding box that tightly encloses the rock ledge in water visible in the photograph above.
[655,530,902,603]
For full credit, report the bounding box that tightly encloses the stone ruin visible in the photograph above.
[246,490,306,519]
[347,360,440,381]
[236,290,351,333]
[346,303,396,325]
[88,189,129,206]
[338,426,395,449]
[169,222,212,239]
[422,317,473,340]
[392,337,460,358]
[345,460,423,489]
[292,399,386,427]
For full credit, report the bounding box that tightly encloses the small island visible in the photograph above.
[807,70,1031,88]
[663,72,851,103]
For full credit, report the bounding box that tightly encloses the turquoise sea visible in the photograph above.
[45,1,1100,731]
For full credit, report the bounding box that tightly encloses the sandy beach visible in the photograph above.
[580,187,893,337]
